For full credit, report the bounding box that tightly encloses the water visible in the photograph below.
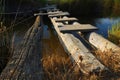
[94,18,120,37]
[78,17,120,38]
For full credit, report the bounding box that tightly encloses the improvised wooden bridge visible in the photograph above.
[0,5,120,79]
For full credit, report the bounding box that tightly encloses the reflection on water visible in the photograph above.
[43,25,50,39]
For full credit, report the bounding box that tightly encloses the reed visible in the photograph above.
[108,22,120,44]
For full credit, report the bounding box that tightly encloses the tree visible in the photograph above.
[103,0,114,16]
[113,0,120,16]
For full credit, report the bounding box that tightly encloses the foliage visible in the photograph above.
[46,0,120,17]
[103,0,113,16]
[112,0,120,16]
[108,22,120,44]
[5,0,120,16]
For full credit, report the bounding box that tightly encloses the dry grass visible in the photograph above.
[41,52,120,80]
[41,39,120,80]
[42,54,81,80]
[95,49,120,78]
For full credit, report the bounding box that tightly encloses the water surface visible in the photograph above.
[78,17,120,38]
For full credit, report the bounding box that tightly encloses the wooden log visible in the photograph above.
[49,17,106,74]
[85,32,120,75]
[86,32,120,51]
[0,16,43,79]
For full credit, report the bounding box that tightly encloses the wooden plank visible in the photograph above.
[34,11,62,16]
[59,24,98,32]
[0,16,43,80]
[48,12,69,17]
[55,18,78,22]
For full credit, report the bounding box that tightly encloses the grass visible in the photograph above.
[42,54,80,80]
[108,22,120,44]
[95,50,120,75]
[41,52,120,80]
[42,53,97,80]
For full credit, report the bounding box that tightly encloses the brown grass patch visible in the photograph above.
[42,53,81,80]
[95,50,120,76]
[41,53,120,80]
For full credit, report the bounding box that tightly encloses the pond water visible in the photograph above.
[78,17,120,38]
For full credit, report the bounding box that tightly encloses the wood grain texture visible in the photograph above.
[0,16,43,80]
[59,24,98,32]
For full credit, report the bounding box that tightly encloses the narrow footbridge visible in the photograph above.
[0,5,120,79]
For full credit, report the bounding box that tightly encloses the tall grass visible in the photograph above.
[108,22,120,44]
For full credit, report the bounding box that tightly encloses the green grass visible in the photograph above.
[108,22,120,44]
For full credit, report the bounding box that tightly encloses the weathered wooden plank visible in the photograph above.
[55,18,78,22]
[0,16,43,80]
[59,24,98,32]
[34,11,62,16]
[48,12,69,17]
[49,17,106,74]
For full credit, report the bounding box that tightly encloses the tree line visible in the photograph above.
[4,0,120,17]
[49,0,120,17]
